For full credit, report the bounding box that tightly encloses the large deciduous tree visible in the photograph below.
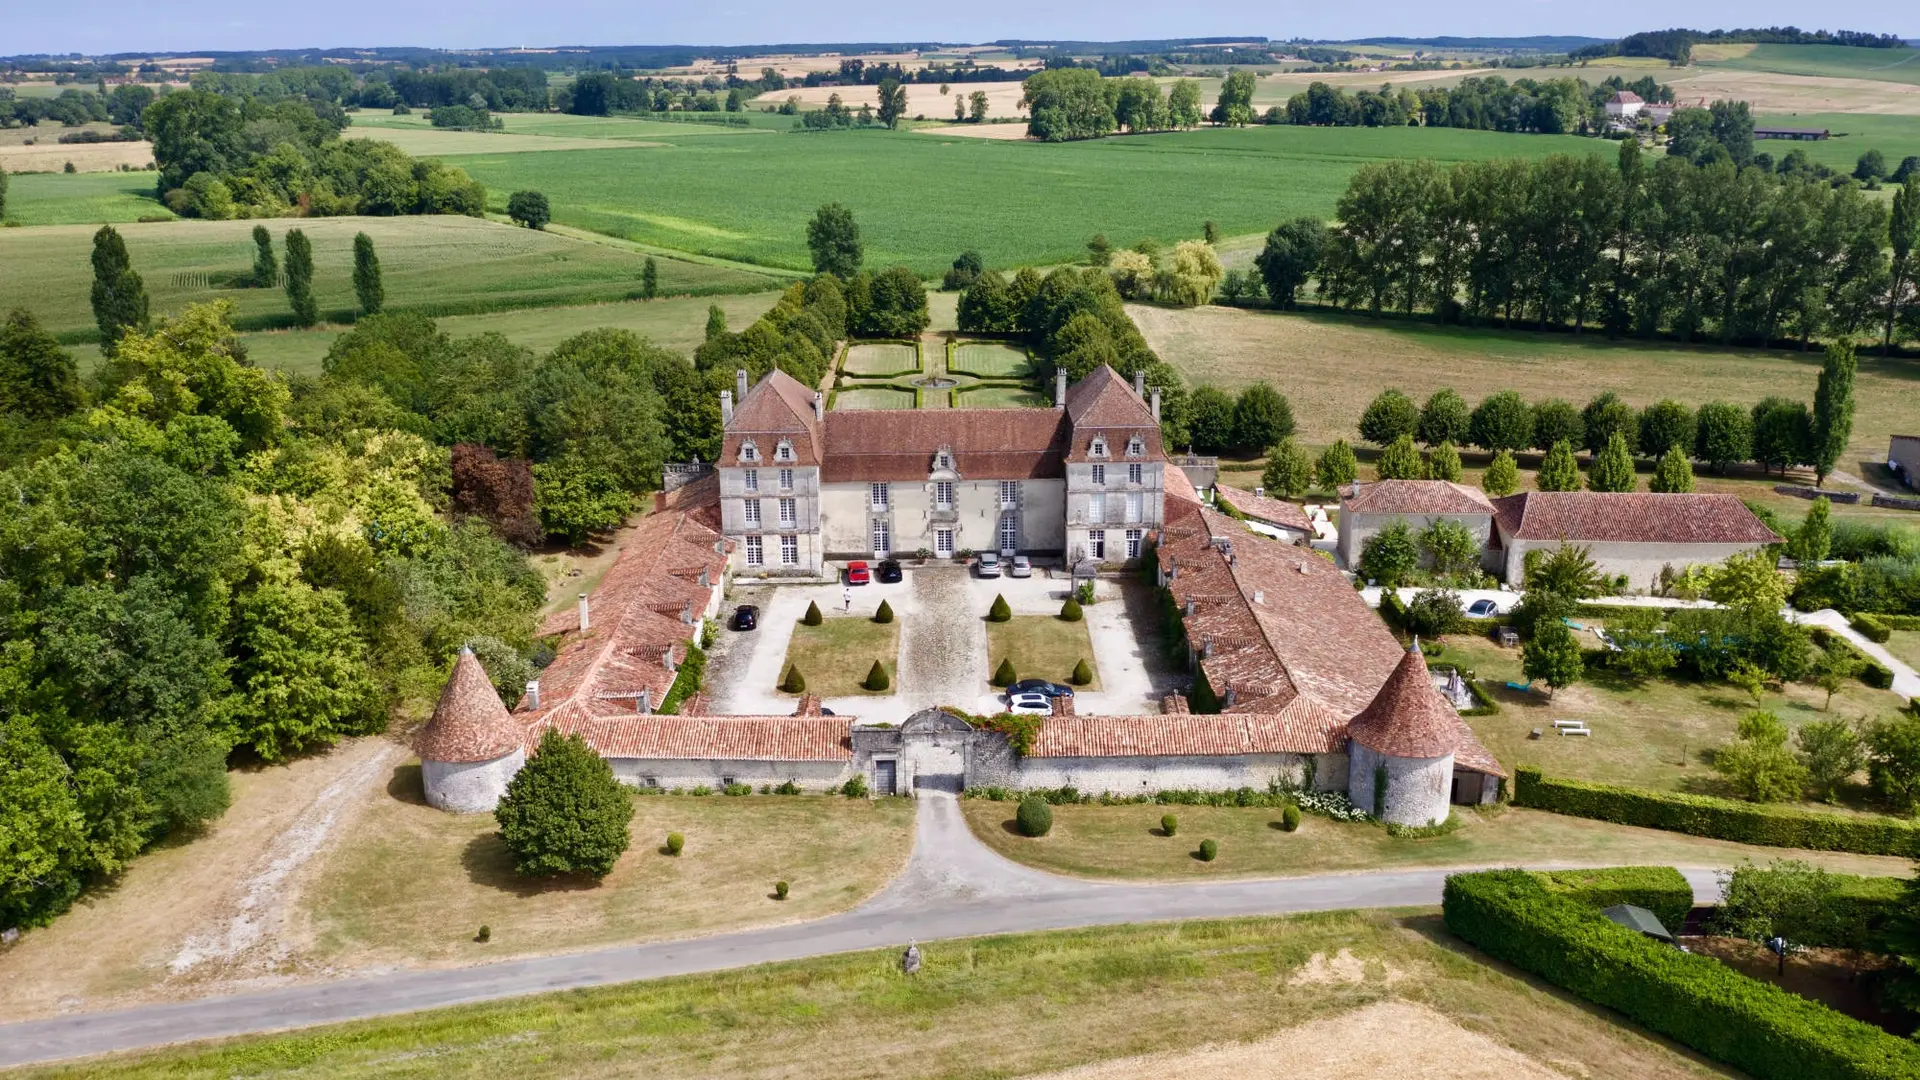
[495,728,634,878]
[1253,217,1325,309]
[507,190,550,230]
[89,225,149,355]
[0,308,84,420]
[1359,388,1418,447]
[1417,388,1470,447]
[806,202,862,279]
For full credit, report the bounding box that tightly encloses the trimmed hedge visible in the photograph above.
[1514,768,1920,856]
[1443,869,1920,1080]
[1814,630,1895,689]
[1851,613,1892,643]
[1534,866,1692,930]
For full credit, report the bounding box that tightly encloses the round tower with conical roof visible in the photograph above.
[1346,639,1459,827]
[417,646,526,812]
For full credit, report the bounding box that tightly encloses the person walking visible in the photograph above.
[843,587,852,613]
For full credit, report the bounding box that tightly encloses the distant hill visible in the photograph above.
[1321,36,1611,53]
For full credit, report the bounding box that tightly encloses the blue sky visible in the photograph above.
[7,1,1915,57]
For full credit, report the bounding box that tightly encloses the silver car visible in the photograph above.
[976,551,1002,578]
[1008,555,1032,578]
[1006,692,1053,715]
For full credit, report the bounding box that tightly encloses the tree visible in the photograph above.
[991,656,1018,686]
[1810,338,1856,487]
[1086,233,1111,266]
[1808,646,1861,714]
[0,308,84,420]
[1418,388,1471,447]
[0,163,7,221]
[1211,69,1256,126]
[1184,385,1236,453]
[1525,543,1606,598]
[806,203,862,278]
[641,257,658,300]
[250,224,277,288]
[942,251,984,291]
[1359,388,1419,446]
[1648,445,1694,493]
[89,225,149,354]
[1694,401,1753,473]
[495,728,634,878]
[506,190,550,229]
[1261,437,1313,499]
[1358,521,1419,587]
[1482,449,1519,497]
[229,581,382,761]
[532,454,632,545]
[875,78,907,129]
[1637,399,1694,456]
[864,659,891,691]
[1167,79,1203,128]
[1232,382,1293,452]
[1253,218,1325,309]
[1536,440,1581,491]
[988,593,1012,622]
[1420,518,1478,578]
[1713,859,1841,945]
[704,304,728,342]
[1713,711,1810,803]
[1866,712,1920,814]
[1587,431,1637,492]
[1317,439,1357,489]
[1469,390,1534,453]
[1164,240,1223,306]
[1705,550,1789,616]
[1531,399,1584,452]
[283,227,317,327]
[351,232,383,315]
[449,443,541,547]
[861,265,929,337]
[968,90,989,123]
[1793,497,1833,566]
[1404,588,1465,636]
[781,664,807,693]
[1895,156,1920,184]
[1751,397,1812,475]
[1020,67,1115,141]
[1375,433,1424,480]
[1522,618,1583,698]
[1426,440,1464,483]
[1888,180,1918,356]
[1855,149,1888,182]
[1203,220,1219,245]
[1581,392,1637,456]
[1059,595,1083,622]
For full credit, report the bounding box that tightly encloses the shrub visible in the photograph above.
[1059,596,1083,621]
[775,880,789,900]
[864,660,891,691]
[1443,869,1920,1080]
[1513,767,1920,856]
[1161,813,1179,836]
[1850,613,1891,643]
[476,924,491,943]
[723,782,752,796]
[841,774,869,798]
[1404,588,1465,637]
[1281,804,1302,832]
[1198,838,1218,861]
[665,831,685,855]
[780,664,806,693]
[1016,794,1053,836]
[874,599,894,623]
[774,780,802,795]
[992,657,1018,687]
[803,601,823,626]
[1534,866,1693,929]
[690,785,712,796]
[988,594,1012,622]
[1071,658,1093,685]
[495,729,635,878]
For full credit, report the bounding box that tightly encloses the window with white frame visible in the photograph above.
[1088,492,1106,522]
[1088,529,1106,560]
[999,480,1018,508]
[743,468,758,492]
[779,468,794,491]
[1128,462,1143,485]
[1090,437,1107,458]
[935,451,953,470]
[999,515,1018,553]
[744,536,764,566]
[1125,529,1143,559]
[935,481,954,509]
[780,535,798,565]
[774,440,794,462]
[743,498,762,527]
[1127,436,1144,457]
[1125,492,1143,522]
[740,440,759,462]
[935,528,954,557]
[1090,463,1106,486]
[778,497,796,527]
[872,518,890,554]
[870,482,888,509]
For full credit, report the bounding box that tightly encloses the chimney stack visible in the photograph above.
[1055,370,1068,409]
[663,646,677,672]
[524,680,541,710]
[812,391,824,421]
[1132,370,1145,396]
[1150,387,1162,422]
[578,592,590,631]
[720,390,733,425]
[637,688,651,715]
[736,368,750,402]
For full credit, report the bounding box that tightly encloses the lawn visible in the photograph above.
[841,341,919,376]
[304,775,914,969]
[449,124,1604,275]
[781,613,902,696]
[831,386,918,410]
[2,170,174,226]
[986,614,1099,689]
[1,215,777,344]
[1751,113,1920,172]
[23,911,1734,1080]
[950,340,1032,378]
[1885,631,1920,673]
[954,384,1049,408]
[960,800,1910,882]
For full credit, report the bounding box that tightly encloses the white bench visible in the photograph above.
[1559,727,1591,737]
[1552,719,1587,730]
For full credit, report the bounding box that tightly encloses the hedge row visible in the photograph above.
[1443,869,1920,1080]
[1534,866,1693,929]
[1851,613,1893,643]
[1812,629,1895,689]
[1514,768,1920,856]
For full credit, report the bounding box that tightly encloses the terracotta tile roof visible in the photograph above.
[820,409,1069,482]
[1491,492,1781,545]
[723,369,823,466]
[1214,484,1314,533]
[1347,642,1468,759]
[539,714,851,761]
[1063,366,1162,464]
[1162,460,1201,506]
[418,647,523,763]
[1026,710,1344,758]
[1341,480,1494,516]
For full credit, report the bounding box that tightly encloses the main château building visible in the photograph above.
[716,364,1169,573]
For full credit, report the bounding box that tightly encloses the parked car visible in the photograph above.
[1010,678,1073,698]
[845,561,870,585]
[1008,554,1032,578]
[877,559,903,583]
[975,551,1002,578]
[731,604,759,631]
[1006,692,1053,715]
[1466,598,1499,618]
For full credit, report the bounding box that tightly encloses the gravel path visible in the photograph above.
[900,565,989,709]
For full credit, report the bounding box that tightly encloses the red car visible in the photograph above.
[845,561,871,585]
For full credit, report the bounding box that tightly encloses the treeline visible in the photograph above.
[1,83,155,130]
[802,58,1027,87]
[1572,27,1910,64]
[1275,74,1671,134]
[1017,68,1210,141]
[1306,144,1920,351]
[146,89,485,219]
[190,65,551,113]
[0,302,548,929]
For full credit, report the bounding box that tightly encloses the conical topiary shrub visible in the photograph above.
[1071,658,1093,686]
[874,599,894,623]
[802,601,823,626]
[864,659,890,691]
[987,594,1012,622]
[1059,596,1083,622]
[780,664,806,693]
[991,657,1018,687]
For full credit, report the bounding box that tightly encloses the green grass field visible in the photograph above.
[1,215,778,343]
[832,386,917,410]
[1704,43,1920,87]
[841,342,919,375]
[449,125,1604,274]
[950,341,1032,378]
[1753,113,1920,172]
[3,171,173,226]
[953,384,1047,408]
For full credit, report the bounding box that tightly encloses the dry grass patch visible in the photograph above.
[0,139,153,173]
[302,776,914,969]
[986,613,1099,689]
[781,612,902,696]
[1885,631,1920,672]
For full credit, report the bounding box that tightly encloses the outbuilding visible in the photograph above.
[1488,491,1781,592]
[1336,480,1495,574]
[417,646,527,813]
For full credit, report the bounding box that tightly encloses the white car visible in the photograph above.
[1008,555,1032,578]
[1006,692,1053,715]
[976,551,1002,578]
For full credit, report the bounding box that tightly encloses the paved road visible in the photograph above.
[0,794,1725,1070]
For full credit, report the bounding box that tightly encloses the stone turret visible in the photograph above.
[417,646,527,812]
[1345,639,1460,827]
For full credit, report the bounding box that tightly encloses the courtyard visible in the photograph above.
[829,337,1042,411]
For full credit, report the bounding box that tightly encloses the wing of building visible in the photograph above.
[1489,491,1781,590]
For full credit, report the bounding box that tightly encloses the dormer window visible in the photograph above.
[1127,437,1144,457]
[774,440,795,462]
[933,449,953,471]
[739,440,759,462]
[1090,437,1108,458]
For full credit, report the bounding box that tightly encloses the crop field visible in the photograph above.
[341,126,666,156]
[3,171,173,225]
[450,125,1603,274]
[950,341,1031,377]
[1701,43,1920,88]
[832,386,917,410]
[0,216,778,343]
[841,341,919,375]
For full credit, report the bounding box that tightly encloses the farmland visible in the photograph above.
[2,170,174,226]
[1698,42,1920,88]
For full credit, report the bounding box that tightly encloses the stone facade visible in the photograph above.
[422,748,524,813]
[1334,481,1496,572]
[1347,741,1453,828]
[609,757,853,792]
[1489,492,1782,593]
[1494,537,1771,593]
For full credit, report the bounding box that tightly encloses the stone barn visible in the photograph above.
[1336,480,1495,573]
[416,646,527,813]
[1488,492,1781,591]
